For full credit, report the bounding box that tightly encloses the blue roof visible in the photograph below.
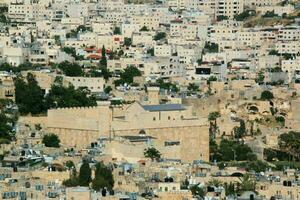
[142,104,186,112]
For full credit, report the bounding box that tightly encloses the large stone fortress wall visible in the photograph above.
[47,103,111,148]
[46,102,209,162]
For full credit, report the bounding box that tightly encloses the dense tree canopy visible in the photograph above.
[15,74,97,115]
[42,133,60,147]
[260,90,274,100]
[45,84,97,109]
[0,113,12,142]
[113,27,121,35]
[154,32,166,41]
[144,147,161,161]
[140,26,149,31]
[208,112,220,121]
[204,42,219,53]
[0,62,40,73]
[92,162,114,191]
[57,61,84,77]
[79,161,92,186]
[114,66,141,86]
[279,131,300,161]
[210,139,256,162]
[234,10,255,21]
[155,79,179,93]
[15,73,46,115]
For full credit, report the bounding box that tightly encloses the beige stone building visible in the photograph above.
[46,100,209,162]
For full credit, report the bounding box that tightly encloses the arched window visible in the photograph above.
[139,130,146,135]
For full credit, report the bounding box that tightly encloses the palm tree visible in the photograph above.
[237,174,256,194]
[208,179,223,187]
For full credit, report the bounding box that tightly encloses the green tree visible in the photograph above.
[92,162,114,191]
[155,79,179,93]
[224,182,236,196]
[89,67,111,81]
[208,111,220,138]
[63,176,79,187]
[0,113,12,142]
[208,179,223,187]
[45,84,97,109]
[256,71,265,83]
[219,139,256,161]
[209,139,220,161]
[233,119,246,139]
[42,133,60,147]
[57,61,84,77]
[113,27,121,35]
[140,26,149,31]
[204,42,219,53]
[269,50,279,56]
[154,32,166,41]
[237,174,256,193]
[279,131,300,161]
[114,66,141,86]
[147,48,154,56]
[100,46,107,67]
[104,86,112,94]
[262,11,279,18]
[187,83,199,92]
[144,147,161,161]
[15,73,46,115]
[124,37,132,46]
[62,47,78,58]
[66,160,75,170]
[260,90,274,100]
[208,112,220,121]
[0,14,7,23]
[79,161,92,186]
[234,10,255,21]
[190,184,205,198]
[217,15,229,21]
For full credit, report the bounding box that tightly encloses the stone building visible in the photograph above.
[46,101,209,163]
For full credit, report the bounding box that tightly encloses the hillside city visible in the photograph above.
[0,0,300,199]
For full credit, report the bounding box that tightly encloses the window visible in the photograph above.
[153,117,156,121]
[165,141,180,146]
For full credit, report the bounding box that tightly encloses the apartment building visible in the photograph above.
[92,22,113,35]
[143,57,186,78]
[215,0,244,19]
[2,46,27,66]
[132,32,154,46]
[282,57,300,72]
[63,76,105,93]
[8,0,51,22]
[177,45,202,64]
[278,27,300,41]
[66,3,89,18]
[154,44,172,57]
[121,21,140,38]
[130,15,160,30]
[102,11,125,24]
[276,41,300,54]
